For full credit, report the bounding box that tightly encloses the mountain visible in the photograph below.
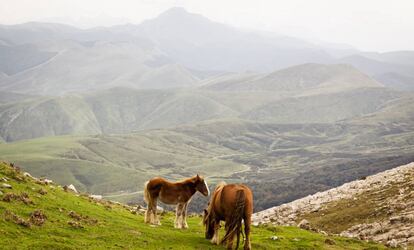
[203,63,382,92]
[242,87,400,123]
[1,89,413,210]
[0,65,402,142]
[0,22,79,45]
[338,54,414,91]
[0,96,101,141]
[0,162,386,249]
[1,8,413,95]
[132,7,333,72]
[252,162,414,248]
[362,50,414,67]
[0,40,200,95]
[0,87,241,141]
[0,91,36,104]
[0,43,56,75]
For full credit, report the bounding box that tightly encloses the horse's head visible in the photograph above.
[203,208,215,239]
[194,174,210,197]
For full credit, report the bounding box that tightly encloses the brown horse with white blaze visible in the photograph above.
[203,182,253,250]
[144,174,209,229]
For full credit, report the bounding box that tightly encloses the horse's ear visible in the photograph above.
[196,174,200,180]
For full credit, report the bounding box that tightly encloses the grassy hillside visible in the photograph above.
[1,100,413,211]
[253,162,414,248]
[0,84,403,142]
[203,64,381,92]
[242,87,400,123]
[0,43,56,75]
[0,39,200,95]
[0,162,387,249]
[0,132,244,197]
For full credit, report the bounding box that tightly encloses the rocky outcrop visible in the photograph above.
[252,162,414,248]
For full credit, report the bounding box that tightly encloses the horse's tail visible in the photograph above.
[221,189,245,249]
[143,181,151,204]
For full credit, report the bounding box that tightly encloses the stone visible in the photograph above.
[386,239,398,248]
[89,194,102,200]
[23,172,36,180]
[42,179,53,184]
[64,184,78,193]
[298,219,311,230]
[1,183,12,189]
[324,238,335,245]
[270,236,279,240]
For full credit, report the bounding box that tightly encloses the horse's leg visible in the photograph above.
[226,231,234,250]
[152,200,161,225]
[211,220,220,245]
[145,206,151,223]
[145,203,151,224]
[244,216,251,250]
[174,203,184,228]
[223,218,235,250]
[145,197,153,224]
[181,202,189,229]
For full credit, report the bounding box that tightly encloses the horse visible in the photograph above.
[203,182,253,250]
[144,174,210,229]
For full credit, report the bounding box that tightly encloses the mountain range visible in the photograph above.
[0,7,413,95]
[0,7,413,215]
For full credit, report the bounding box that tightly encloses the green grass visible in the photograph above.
[0,162,387,249]
[0,133,244,197]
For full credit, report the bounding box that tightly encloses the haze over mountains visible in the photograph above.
[1,7,413,95]
[0,7,413,212]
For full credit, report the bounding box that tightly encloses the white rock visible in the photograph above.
[90,194,102,200]
[270,236,279,240]
[1,183,12,189]
[23,172,36,180]
[42,179,53,184]
[387,239,398,248]
[298,219,311,230]
[66,184,78,193]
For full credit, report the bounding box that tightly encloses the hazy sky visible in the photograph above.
[1,0,413,52]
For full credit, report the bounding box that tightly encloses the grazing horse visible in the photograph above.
[144,174,209,229]
[203,182,253,250]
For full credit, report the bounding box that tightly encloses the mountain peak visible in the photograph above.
[160,7,189,16]
[156,7,203,21]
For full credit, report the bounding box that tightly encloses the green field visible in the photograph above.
[0,162,387,249]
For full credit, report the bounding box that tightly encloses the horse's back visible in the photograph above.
[146,177,167,196]
[215,184,253,217]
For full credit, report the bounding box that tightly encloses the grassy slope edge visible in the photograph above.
[0,162,387,249]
